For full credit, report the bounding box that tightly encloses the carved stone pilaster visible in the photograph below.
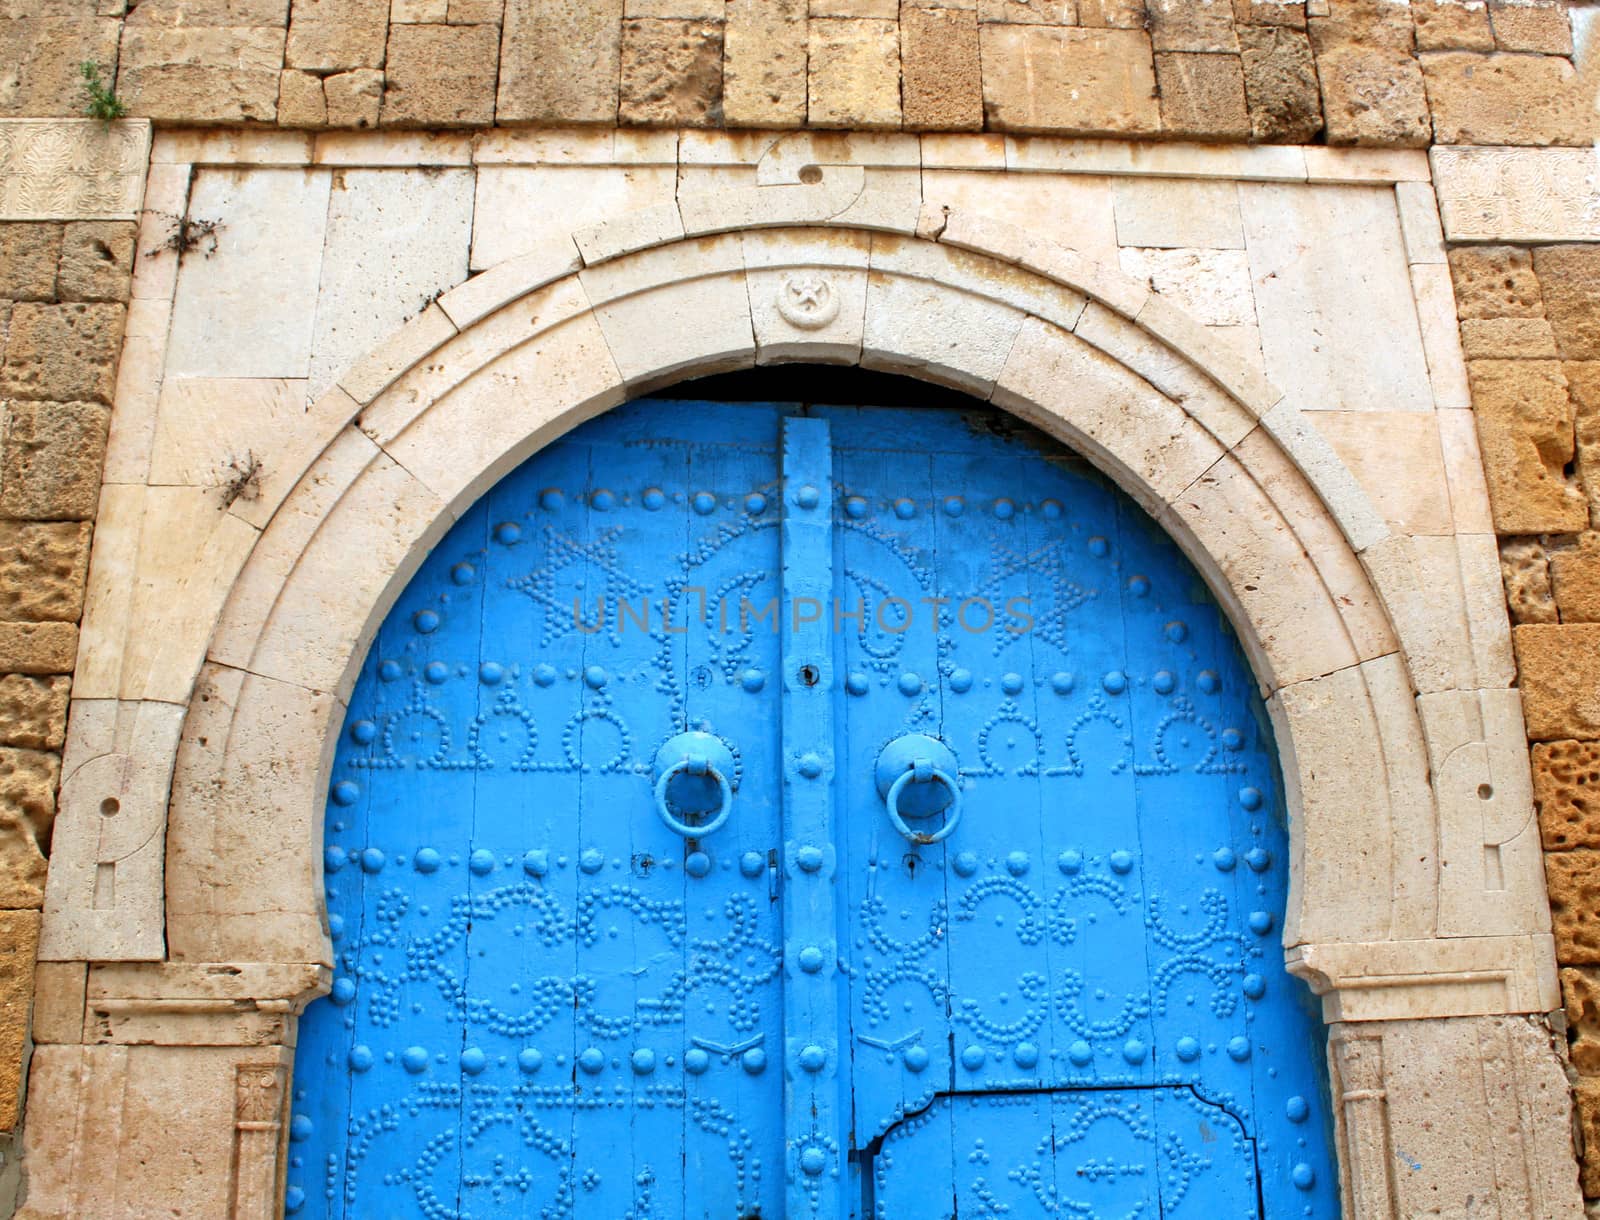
[1329,1028,1397,1219]
[231,1062,287,1220]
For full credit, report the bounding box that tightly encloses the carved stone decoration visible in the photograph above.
[776,273,841,330]
[1328,1029,1397,1219]
[1431,146,1600,243]
[231,1062,287,1220]
[0,119,151,221]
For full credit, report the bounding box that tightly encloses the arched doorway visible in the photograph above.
[287,383,1337,1218]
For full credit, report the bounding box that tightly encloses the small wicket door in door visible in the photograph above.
[289,396,1337,1219]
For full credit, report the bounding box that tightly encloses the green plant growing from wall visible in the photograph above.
[79,61,126,121]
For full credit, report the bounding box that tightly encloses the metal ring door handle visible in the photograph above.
[876,733,963,845]
[653,731,737,838]
[884,763,963,845]
[654,756,734,837]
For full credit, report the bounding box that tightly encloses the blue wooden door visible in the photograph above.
[288,398,1336,1219]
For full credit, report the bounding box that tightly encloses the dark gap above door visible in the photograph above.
[657,365,980,411]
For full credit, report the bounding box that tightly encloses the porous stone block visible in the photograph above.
[0,623,76,676]
[1565,966,1600,1075]
[1077,0,1143,26]
[0,402,112,521]
[499,0,624,123]
[1410,0,1493,51]
[1535,739,1600,851]
[380,22,499,125]
[1514,623,1600,741]
[324,69,384,127]
[276,67,327,125]
[722,0,805,127]
[1146,0,1238,52]
[0,226,61,302]
[0,16,123,118]
[1468,359,1588,535]
[1447,244,1545,327]
[1154,51,1249,139]
[1421,51,1594,146]
[901,6,982,131]
[1315,46,1430,145]
[1487,0,1571,55]
[1547,848,1600,964]
[0,676,69,752]
[0,523,92,622]
[808,18,902,128]
[286,0,389,69]
[979,25,1159,134]
[0,304,123,405]
[57,222,136,304]
[116,24,286,123]
[1532,247,1600,363]
[1551,533,1600,623]
[1570,361,1600,530]
[0,909,39,1127]
[122,0,290,23]
[979,0,1078,22]
[0,749,57,910]
[1459,316,1559,360]
[1237,24,1321,142]
[1501,537,1557,624]
[619,17,723,126]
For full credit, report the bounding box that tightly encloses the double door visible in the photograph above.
[289,399,1335,1218]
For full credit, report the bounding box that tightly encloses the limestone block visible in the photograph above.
[1531,246,1600,363]
[978,0,1078,23]
[1535,739,1600,851]
[1077,0,1143,26]
[1449,245,1545,328]
[1310,410,1451,536]
[1153,51,1250,139]
[116,25,286,123]
[1408,263,1471,409]
[275,67,327,125]
[1237,24,1322,143]
[437,236,582,328]
[0,225,61,302]
[722,0,805,127]
[393,0,449,17]
[1432,147,1600,244]
[1112,178,1243,250]
[979,26,1159,134]
[1569,361,1600,530]
[122,0,290,24]
[1457,531,1517,688]
[309,168,473,401]
[469,165,677,270]
[1116,247,1253,326]
[1552,533,1600,623]
[164,167,332,380]
[498,0,624,124]
[0,749,57,910]
[592,267,754,390]
[619,17,724,126]
[379,22,499,125]
[1316,47,1431,146]
[0,676,69,752]
[926,171,1119,265]
[0,523,91,623]
[285,0,388,70]
[744,228,871,364]
[1134,291,1278,414]
[1394,181,1445,265]
[1239,182,1432,413]
[1488,0,1572,55]
[0,303,124,404]
[1459,316,1559,360]
[807,18,901,129]
[0,16,122,118]
[0,401,111,521]
[1410,0,1493,51]
[324,68,384,127]
[0,623,77,675]
[0,910,38,1127]
[1468,359,1588,535]
[1421,52,1595,146]
[58,221,136,304]
[901,6,982,131]
[1146,0,1237,51]
[30,960,85,1046]
[1514,623,1600,740]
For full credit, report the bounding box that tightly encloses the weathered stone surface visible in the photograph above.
[499,0,624,123]
[0,16,123,118]
[1421,52,1595,146]
[0,305,122,406]
[1154,50,1249,139]
[1488,0,1571,55]
[1532,247,1600,363]
[980,25,1159,134]
[1410,0,1493,51]
[0,749,57,910]
[1077,0,1144,27]
[1147,0,1238,52]
[1551,533,1600,624]
[0,402,111,521]
[1448,245,1545,321]
[808,18,902,129]
[1536,739,1600,851]
[619,18,723,126]
[1578,1077,1600,1195]
[0,226,60,303]
[285,0,388,70]
[1237,24,1321,143]
[0,623,76,676]
[1515,623,1600,741]
[0,909,37,1127]
[324,68,383,127]
[0,523,91,623]
[1569,361,1600,531]
[979,0,1080,23]
[1459,317,1558,360]
[117,25,287,123]
[1565,966,1600,1066]
[452,0,506,19]
[122,0,290,24]
[901,5,983,132]
[0,676,69,752]
[276,68,326,125]
[380,22,499,125]
[1468,359,1588,535]
[57,223,136,304]
[1309,0,1417,52]
[722,0,805,127]
[1501,537,1558,625]
[1315,46,1430,145]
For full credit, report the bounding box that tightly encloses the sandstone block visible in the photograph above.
[1515,623,1600,740]
[0,749,57,911]
[619,17,723,126]
[1315,46,1430,145]
[1501,537,1557,624]
[1569,362,1600,531]
[808,18,902,129]
[0,523,92,623]
[1564,966,1600,1072]
[722,0,804,126]
[1147,0,1238,52]
[1237,24,1321,143]
[1077,0,1143,27]
[0,910,39,1128]
[1532,247,1600,363]
[286,0,389,69]
[0,623,76,676]
[0,402,111,521]
[1547,850,1600,965]
[1577,1076,1600,1196]
[0,305,122,406]
[380,21,499,125]
[1551,533,1600,624]
[0,227,61,304]
[980,25,1158,134]
[123,0,290,24]
[1468,359,1588,535]
[1447,245,1545,321]
[1488,0,1571,55]
[1410,0,1493,51]
[0,16,123,118]
[979,0,1079,22]
[58,223,136,305]
[0,676,69,752]
[901,5,982,131]
[1154,50,1249,139]
[1459,317,1558,360]
[325,68,384,126]
[276,67,327,124]
[1307,0,1416,53]
[452,0,506,19]
[1421,52,1594,146]
[1536,739,1600,851]
[117,24,287,123]
[499,0,624,123]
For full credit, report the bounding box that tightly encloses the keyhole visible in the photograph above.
[799,665,819,687]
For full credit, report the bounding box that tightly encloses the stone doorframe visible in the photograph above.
[22,165,1583,1217]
